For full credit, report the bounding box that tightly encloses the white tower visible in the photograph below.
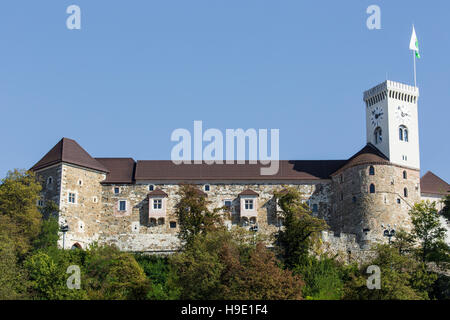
[363,80,420,170]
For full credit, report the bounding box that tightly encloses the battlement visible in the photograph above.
[363,80,419,102]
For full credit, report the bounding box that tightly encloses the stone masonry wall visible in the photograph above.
[331,163,421,245]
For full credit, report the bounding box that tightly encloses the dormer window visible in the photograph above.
[153,199,162,210]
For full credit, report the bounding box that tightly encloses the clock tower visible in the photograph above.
[363,80,420,170]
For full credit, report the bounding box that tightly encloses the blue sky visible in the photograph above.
[0,1,449,181]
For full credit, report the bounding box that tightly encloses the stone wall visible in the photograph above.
[330,163,421,244]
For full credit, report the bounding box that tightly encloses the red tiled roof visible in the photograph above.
[239,189,259,196]
[31,138,109,173]
[96,158,135,184]
[332,143,389,175]
[148,189,168,197]
[134,160,347,181]
[420,171,450,195]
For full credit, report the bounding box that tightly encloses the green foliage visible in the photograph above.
[83,245,151,300]
[33,216,60,251]
[174,184,225,245]
[409,201,449,263]
[343,244,436,300]
[0,233,29,299]
[294,255,345,300]
[169,230,304,300]
[134,254,180,300]
[24,251,87,300]
[0,169,42,257]
[274,187,328,269]
[442,195,450,221]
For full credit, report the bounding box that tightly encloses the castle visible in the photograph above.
[31,80,450,255]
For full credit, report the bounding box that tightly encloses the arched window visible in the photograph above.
[47,177,53,185]
[369,184,376,194]
[403,171,407,179]
[404,188,408,198]
[369,166,375,176]
[374,127,382,144]
[71,243,82,250]
[399,125,408,142]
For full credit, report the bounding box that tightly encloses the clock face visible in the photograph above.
[396,105,411,124]
[370,105,384,128]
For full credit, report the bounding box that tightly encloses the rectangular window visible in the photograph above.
[224,200,232,210]
[119,200,127,211]
[114,187,120,194]
[68,193,76,203]
[170,221,177,229]
[244,199,254,210]
[153,199,162,210]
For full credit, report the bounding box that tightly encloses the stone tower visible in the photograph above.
[330,80,422,247]
[364,80,420,170]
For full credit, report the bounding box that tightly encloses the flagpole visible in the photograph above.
[413,51,417,88]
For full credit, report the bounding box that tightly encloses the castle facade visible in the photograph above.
[31,80,449,254]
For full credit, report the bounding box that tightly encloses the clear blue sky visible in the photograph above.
[0,1,448,181]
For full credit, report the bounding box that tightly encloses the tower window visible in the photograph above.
[404,188,408,198]
[369,166,375,176]
[47,177,53,185]
[340,193,344,201]
[403,171,407,179]
[68,192,76,203]
[374,127,382,144]
[399,126,408,142]
[170,221,177,228]
[397,198,401,204]
[312,204,318,212]
[369,184,376,194]
[352,196,357,203]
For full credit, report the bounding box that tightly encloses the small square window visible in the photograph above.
[170,221,177,228]
[68,193,76,203]
[114,187,120,194]
[224,200,232,210]
[244,199,254,210]
[119,200,127,211]
[153,199,162,210]
[204,184,210,192]
[149,185,154,191]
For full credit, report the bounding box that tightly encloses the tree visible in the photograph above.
[0,233,28,299]
[442,195,450,221]
[0,169,42,257]
[409,201,449,263]
[33,201,60,251]
[83,245,151,300]
[169,230,304,300]
[274,187,328,268]
[174,184,224,245]
[343,244,436,300]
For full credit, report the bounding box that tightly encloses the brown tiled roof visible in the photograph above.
[148,189,168,197]
[134,160,347,181]
[420,171,450,195]
[96,158,135,184]
[31,138,109,173]
[239,189,259,196]
[332,143,389,175]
